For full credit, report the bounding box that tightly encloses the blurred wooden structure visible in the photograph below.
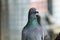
[0,0,1,40]
[50,24,60,40]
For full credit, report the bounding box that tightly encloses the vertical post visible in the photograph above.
[1,0,9,40]
[0,0,1,40]
[48,0,52,15]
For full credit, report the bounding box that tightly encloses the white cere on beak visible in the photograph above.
[36,10,39,15]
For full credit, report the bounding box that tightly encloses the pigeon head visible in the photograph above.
[28,8,39,20]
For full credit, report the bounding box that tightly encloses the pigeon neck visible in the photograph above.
[28,18,39,27]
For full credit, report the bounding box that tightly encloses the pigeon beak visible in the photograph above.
[36,11,39,13]
[36,10,39,13]
[36,10,39,15]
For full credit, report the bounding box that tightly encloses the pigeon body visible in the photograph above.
[22,8,43,40]
[22,8,51,40]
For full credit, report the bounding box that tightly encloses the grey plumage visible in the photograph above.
[22,8,43,40]
[22,8,51,40]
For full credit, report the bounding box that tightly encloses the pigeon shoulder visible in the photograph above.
[22,26,29,34]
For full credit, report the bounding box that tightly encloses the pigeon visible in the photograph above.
[22,8,43,40]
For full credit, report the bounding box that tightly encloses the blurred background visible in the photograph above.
[0,0,60,40]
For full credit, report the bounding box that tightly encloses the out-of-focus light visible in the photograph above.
[50,25,60,34]
[53,0,60,25]
[54,29,60,34]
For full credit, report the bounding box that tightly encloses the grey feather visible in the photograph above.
[22,8,43,40]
